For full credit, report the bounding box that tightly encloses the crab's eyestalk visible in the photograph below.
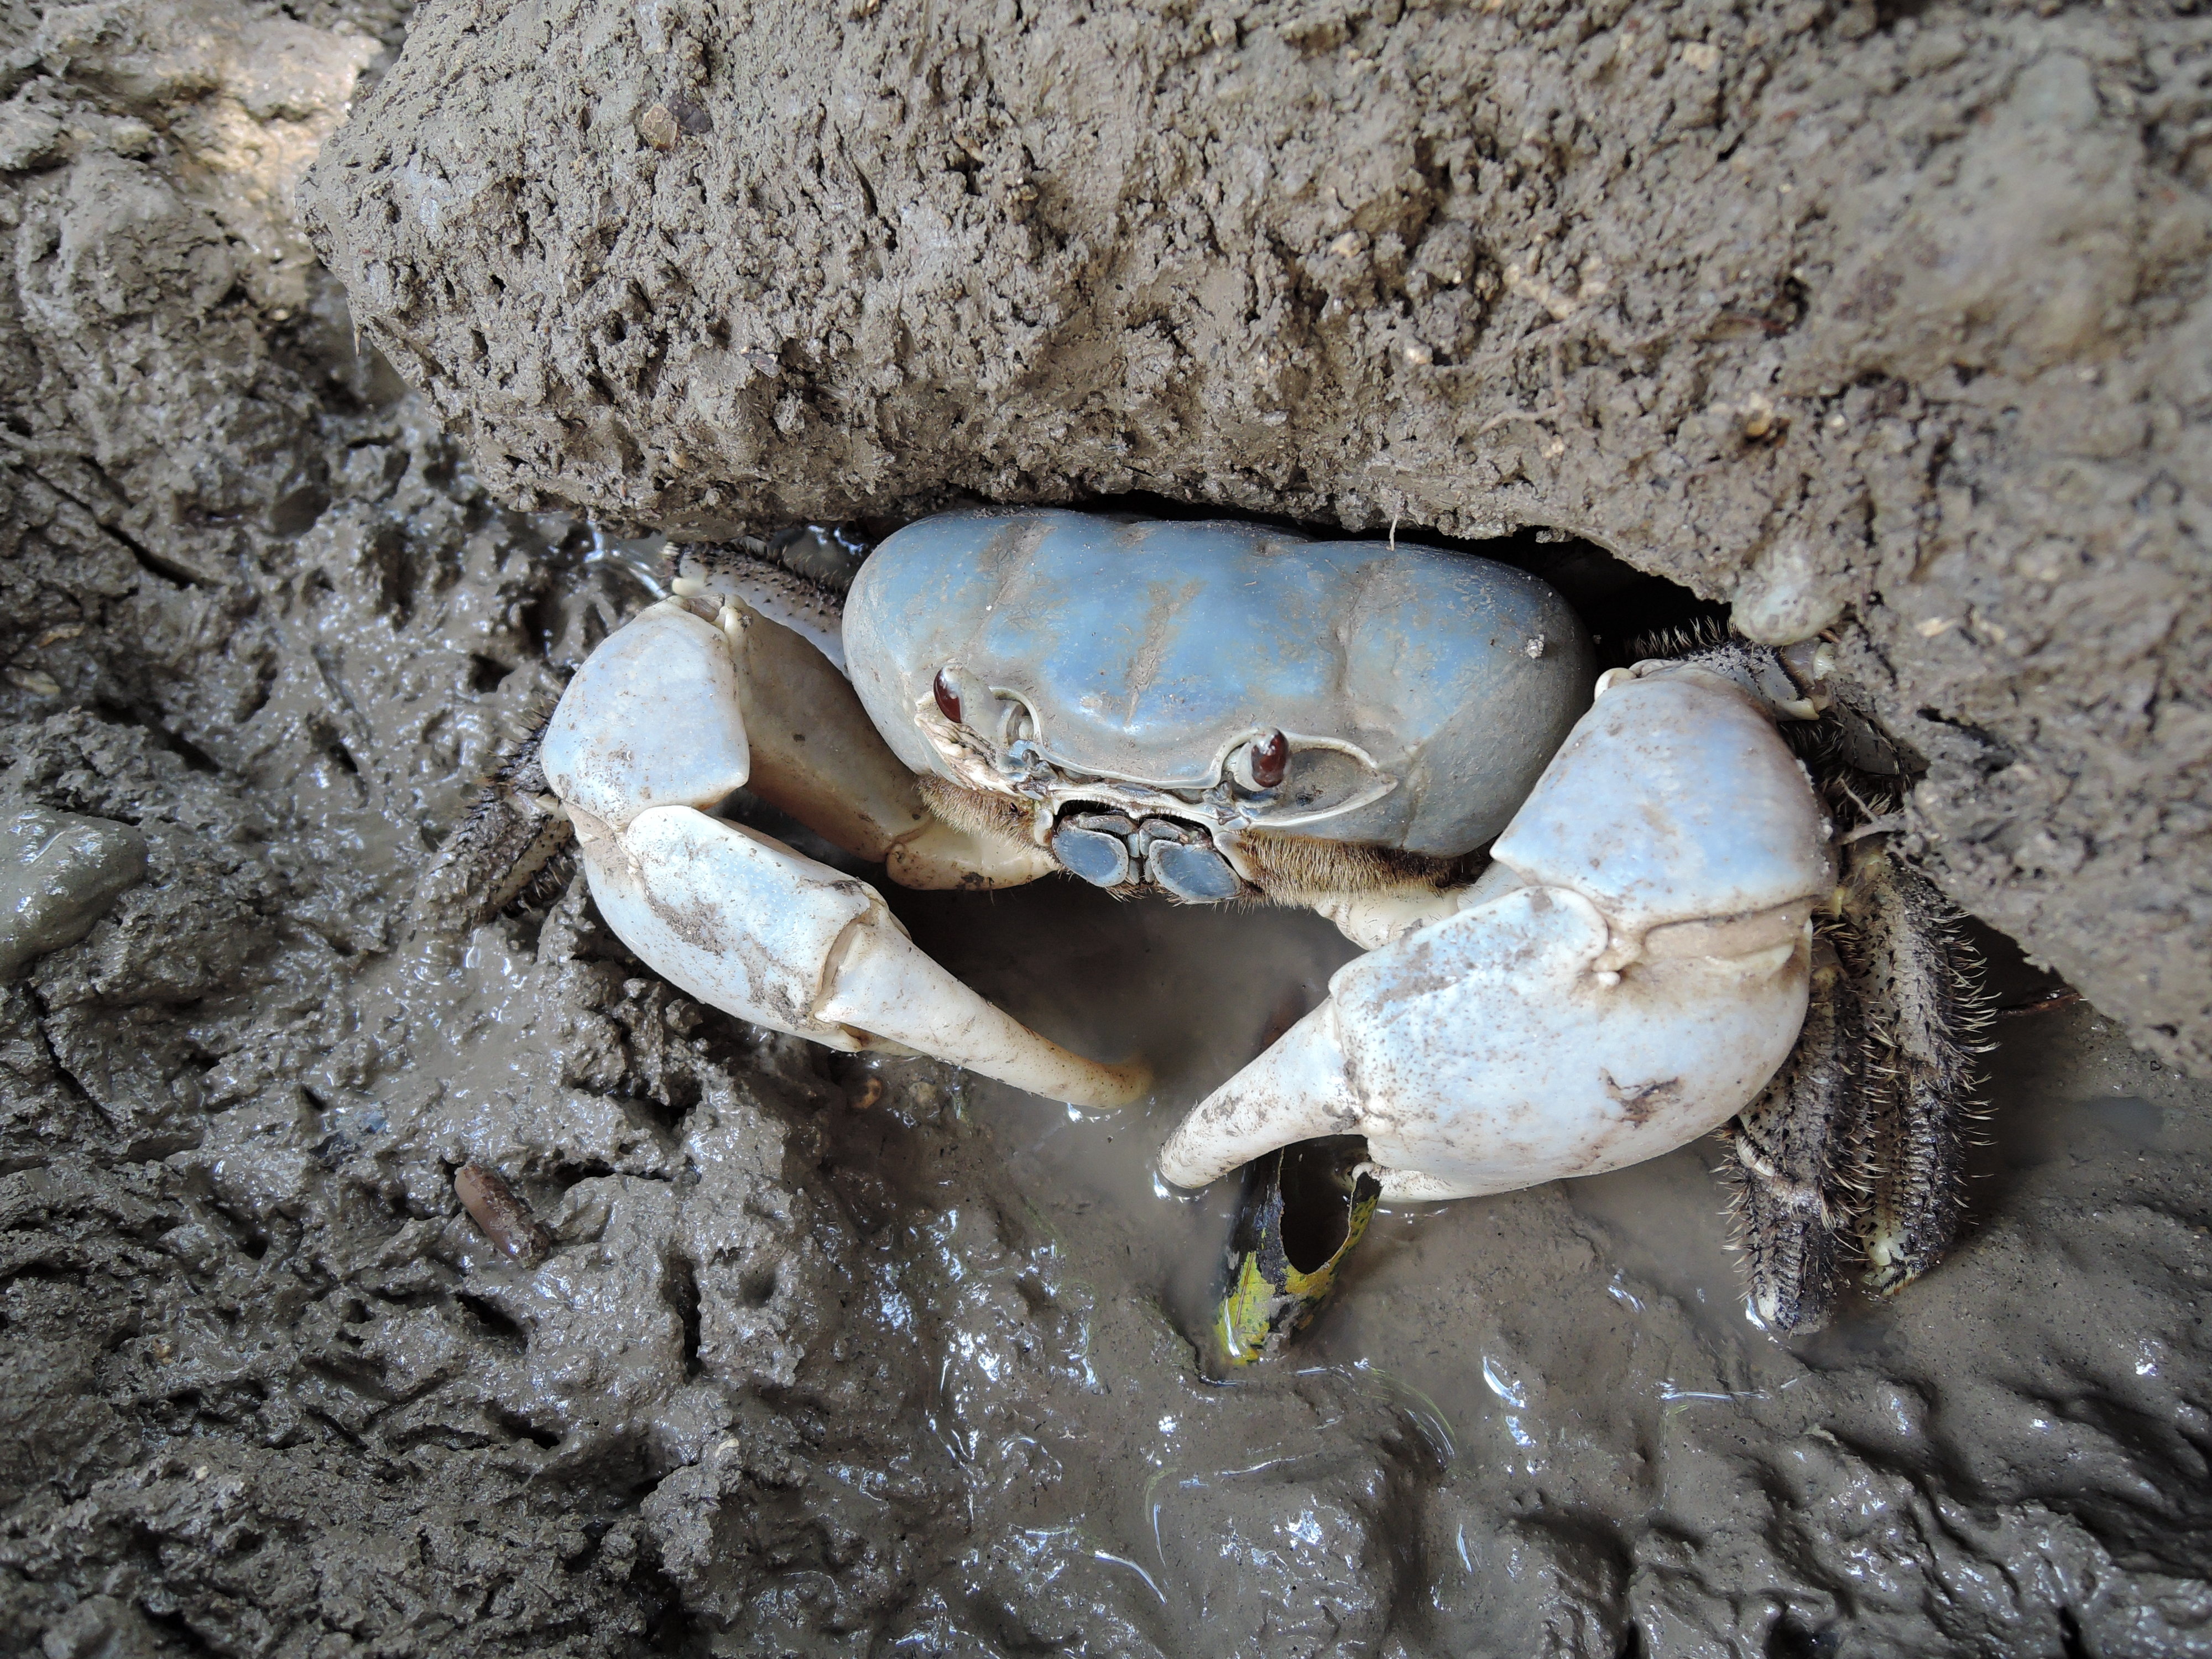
[1252,730,1288,787]
[1230,728,1290,791]
[1204,1139,1381,1376]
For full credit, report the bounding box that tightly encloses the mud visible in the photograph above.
[3,0,2211,1654]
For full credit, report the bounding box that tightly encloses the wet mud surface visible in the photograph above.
[2,1,2210,1655]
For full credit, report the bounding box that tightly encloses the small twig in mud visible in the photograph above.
[1715,307,1797,336]
[1475,406,1559,435]
[456,1162,553,1266]
[1996,988,2081,1019]
[1477,348,1571,442]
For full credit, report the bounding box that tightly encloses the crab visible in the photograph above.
[458,509,1981,1336]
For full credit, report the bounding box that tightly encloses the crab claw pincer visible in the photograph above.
[1157,664,1833,1201]
[541,599,1148,1110]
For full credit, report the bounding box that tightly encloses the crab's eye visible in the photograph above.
[933,669,962,726]
[1230,729,1290,791]
[1251,729,1288,788]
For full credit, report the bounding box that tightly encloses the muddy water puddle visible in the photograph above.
[879,877,2212,1579]
[884,877,1362,1349]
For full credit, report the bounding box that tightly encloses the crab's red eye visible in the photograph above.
[933,669,963,725]
[1250,729,1288,789]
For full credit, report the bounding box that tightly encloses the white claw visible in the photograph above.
[817,910,1151,1107]
[1159,665,1830,1201]
[581,806,1146,1109]
[541,600,750,831]
[542,604,1142,1109]
[1156,1000,1361,1185]
[580,807,872,1045]
[1159,883,1806,1197]
[1490,666,1832,948]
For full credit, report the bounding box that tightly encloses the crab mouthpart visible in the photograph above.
[1049,806,1249,903]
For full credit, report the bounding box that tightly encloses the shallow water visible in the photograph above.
[878,874,2212,1629]
[885,877,1363,1348]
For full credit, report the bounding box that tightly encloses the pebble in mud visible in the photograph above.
[455,1162,554,1266]
[0,808,148,978]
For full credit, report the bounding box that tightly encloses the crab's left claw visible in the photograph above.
[1158,665,1832,1199]
[543,600,1149,1110]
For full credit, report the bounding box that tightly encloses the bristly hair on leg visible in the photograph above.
[916,774,1041,851]
[1625,615,1731,664]
[414,700,577,933]
[1720,927,1873,1333]
[1841,837,1992,1298]
[1654,624,1989,1323]
[1239,831,1478,907]
[1761,629,1988,1305]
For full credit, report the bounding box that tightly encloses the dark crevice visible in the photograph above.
[238,654,281,724]
[29,465,207,589]
[92,699,222,774]
[456,1290,527,1348]
[738,1259,778,1308]
[142,1605,222,1656]
[1,1260,80,1286]
[646,1593,698,1653]
[28,1003,108,1118]
[303,1402,371,1449]
[492,1408,562,1449]
[1767,1615,1842,1658]
[1913,707,2019,770]
[665,1252,703,1377]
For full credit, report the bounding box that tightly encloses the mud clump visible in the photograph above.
[301,0,2212,1078]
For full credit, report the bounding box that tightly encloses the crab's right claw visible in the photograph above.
[1157,666,1832,1199]
[542,601,1149,1111]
